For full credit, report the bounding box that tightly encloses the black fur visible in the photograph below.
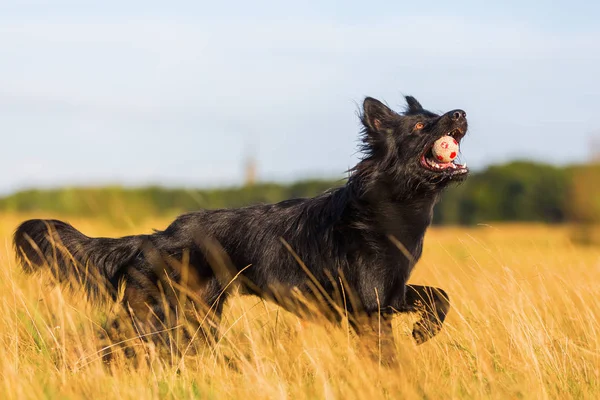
[14,95,469,361]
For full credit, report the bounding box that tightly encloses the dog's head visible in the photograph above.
[357,95,469,196]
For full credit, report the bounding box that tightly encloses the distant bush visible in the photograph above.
[1,161,596,227]
[565,163,600,244]
[0,180,342,225]
[434,161,569,225]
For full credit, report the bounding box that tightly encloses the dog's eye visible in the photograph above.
[414,122,424,130]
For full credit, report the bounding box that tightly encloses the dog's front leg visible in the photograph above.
[350,284,401,366]
[352,312,397,366]
[403,284,451,345]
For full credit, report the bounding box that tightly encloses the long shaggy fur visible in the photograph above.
[14,94,470,358]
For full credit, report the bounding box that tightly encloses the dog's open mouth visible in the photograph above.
[420,129,468,175]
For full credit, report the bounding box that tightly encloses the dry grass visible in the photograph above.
[1,214,599,399]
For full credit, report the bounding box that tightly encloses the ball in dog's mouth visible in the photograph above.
[420,133,467,173]
[432,136,459,163]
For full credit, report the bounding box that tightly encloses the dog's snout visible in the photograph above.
[451,110,466,121]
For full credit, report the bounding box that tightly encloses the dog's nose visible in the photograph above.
[451,110,467,121]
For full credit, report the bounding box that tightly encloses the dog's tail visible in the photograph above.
[13,219,144,300]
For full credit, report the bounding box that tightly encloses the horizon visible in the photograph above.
[0,158,585,197]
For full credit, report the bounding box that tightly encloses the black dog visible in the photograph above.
[14,95,468,360]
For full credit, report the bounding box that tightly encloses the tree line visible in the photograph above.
[1,161,599,227]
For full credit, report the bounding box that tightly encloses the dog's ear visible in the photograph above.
[405,96,424,114]
[362,97,397,133]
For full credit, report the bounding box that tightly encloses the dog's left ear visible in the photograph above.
[362,97,398,133]
[405,96,424,114]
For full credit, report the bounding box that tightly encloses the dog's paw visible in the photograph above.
[412,328,428,345]
[412,320,440,345]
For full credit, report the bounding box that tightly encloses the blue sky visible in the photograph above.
[1,1,599,193]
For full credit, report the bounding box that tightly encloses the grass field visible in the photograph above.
[1,214,599,399]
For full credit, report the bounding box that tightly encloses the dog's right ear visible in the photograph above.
[362,97,397,133]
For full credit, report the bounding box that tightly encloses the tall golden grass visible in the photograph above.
[1,214,599,399]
